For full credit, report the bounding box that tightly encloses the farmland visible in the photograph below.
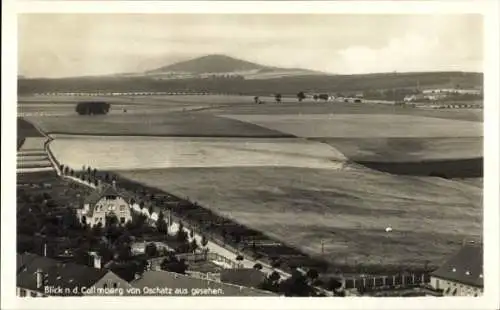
[48,136,346,171]
[18,93,483,273]
[314,137,482,162]
[27,112,292,137]
[116,166,482,269]
[17,118,53,172]
[221,114,482,138]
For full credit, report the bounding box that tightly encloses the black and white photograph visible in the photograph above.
[2,1,499,309]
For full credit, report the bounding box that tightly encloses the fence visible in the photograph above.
[434,104,483,109]
[343,273,431,290]
[33,92,236,97]
[186,271,221,282]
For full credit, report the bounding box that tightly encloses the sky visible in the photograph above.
[18,14,483,78]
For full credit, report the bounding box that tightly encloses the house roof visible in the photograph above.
[430,244,483,288]
[17,253,38,273]
[84,185,127,205]
[83,185,132,217]
[17,252,109,295]
[220,268,266,288]
[130,270,276,296]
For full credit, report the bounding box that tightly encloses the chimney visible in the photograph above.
[43,243,47,257]
[36,268,43,289]
[94,255,102,269]
[112,180,116,189]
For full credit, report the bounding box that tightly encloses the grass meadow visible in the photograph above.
[117,166,482,269]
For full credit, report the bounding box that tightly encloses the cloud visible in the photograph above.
[336,34,441,73]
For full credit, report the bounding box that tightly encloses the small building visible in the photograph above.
[130,241,176,256]
[16,252,132,297]
[429,243,483,296]
[77,184,133,227]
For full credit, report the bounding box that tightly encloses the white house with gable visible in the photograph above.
[77,184,133,227]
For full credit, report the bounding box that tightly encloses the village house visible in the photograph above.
[429,243,483,296]
[77,183,133,227]
[16,252,132,297]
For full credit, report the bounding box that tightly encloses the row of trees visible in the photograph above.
[253,92,332,104]
[59,164,102,187]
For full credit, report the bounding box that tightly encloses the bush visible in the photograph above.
[253,263,263,270]
[201,235,208,247]
[160,256,188,274]
[145,243,158,258]
[306,269,319,281]
[75,101,110,115]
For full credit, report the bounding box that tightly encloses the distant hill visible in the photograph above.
[148,54,266,74]
[116,54,327,80]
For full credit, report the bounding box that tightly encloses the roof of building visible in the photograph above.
[220,268,266,288]
[84,185,127,205]
[17,252,109,295]
[83,185,132,217]
[430,243,483,288]
[17,253,38,273]
[130,270,276,296]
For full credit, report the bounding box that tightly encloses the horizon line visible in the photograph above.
[18,70,484,80]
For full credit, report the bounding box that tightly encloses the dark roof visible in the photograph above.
[430,244,483,288]
[131,270,276,296]
[17,253,37,273]
[220,268,266,288]
[17,253,109,295]
[84,185,127,205]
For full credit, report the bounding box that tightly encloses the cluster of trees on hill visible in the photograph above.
[75,101,110,115]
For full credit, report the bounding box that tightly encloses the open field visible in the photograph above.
[211,101,483,122]
[356,158,482,178]
[18,137,46,151]
[314,137,483,162]
[18,117,44,138]
[18,94,256,117]
[27,112,292,137]
[19,104,201,117]
[221,114,482,138]
[48,136,346,171]
[22,97,482,140]
[117,167,482,269]
[17,117,53,172]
